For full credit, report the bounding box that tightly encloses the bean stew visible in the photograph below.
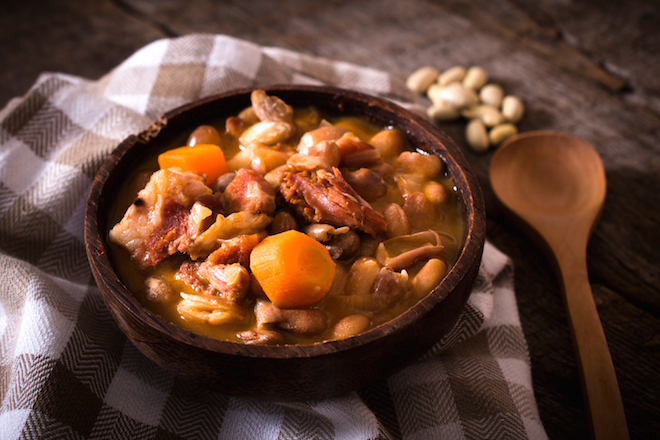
[107,90,466,345]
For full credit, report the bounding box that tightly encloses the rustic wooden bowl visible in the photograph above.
[84,85,485,400]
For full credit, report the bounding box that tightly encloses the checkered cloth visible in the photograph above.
[0,34,547,439]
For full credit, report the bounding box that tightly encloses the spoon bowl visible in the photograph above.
[489,131,628,440]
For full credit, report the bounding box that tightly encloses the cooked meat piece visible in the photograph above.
[176,261,251,302]
[177,292,245,326]
[109,168,212,267]
[279,167,387,236]
[335,132,382,167]
[222,168,276,215]
[206,233,264,268]
[134,200,192,270]
[186,211,272,260]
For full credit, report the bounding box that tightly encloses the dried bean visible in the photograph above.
[479,84,504,108]
[406,66,439,94]
[466,118,490,153]
[462,66,488,90]
[427,100,461,121]
[489,123,518,146]
[437,65,466,86]
[436,83,479,109]
[461,104,505,127]
[501,95,525,123]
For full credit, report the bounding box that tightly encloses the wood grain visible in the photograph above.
[491,132,627,440]
[3,0,659,437]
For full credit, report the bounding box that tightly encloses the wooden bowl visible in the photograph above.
[84,85,485,400]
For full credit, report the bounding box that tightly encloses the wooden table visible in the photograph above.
[3,1,658,438]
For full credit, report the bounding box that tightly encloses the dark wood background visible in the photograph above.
[2,1,658,438]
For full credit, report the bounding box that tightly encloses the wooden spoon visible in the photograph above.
[489,131,628,440]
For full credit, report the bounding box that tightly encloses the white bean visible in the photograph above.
[462,66,488,90]
[345,257,381,296]
[436,83,479,110]
[331,314,371,339]
[437,65,466,86]
[426,83,443,105]
[466,118,490,153]
[411,258,447,299]
[427,100,461,121]
[461,104,505,127]
[501,95,525,123]
[406,66,439,94]
[479,84,504,107]
[489,122,518,146]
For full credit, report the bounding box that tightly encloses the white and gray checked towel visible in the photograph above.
[0,34,548,440]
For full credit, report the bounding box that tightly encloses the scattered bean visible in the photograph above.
[436,82,479,109]
[489,122,518,146]
[462,66,489,90]
[437,65,466,86]
[407,64,526,152]
[427,100,461,121]
[479,84,504,108]
[406,66,439,94]
[501,95,525,123]
[465,118,490,153]
[461,104,505,127]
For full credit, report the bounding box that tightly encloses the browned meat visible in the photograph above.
[176,260,251,302]
[335,132,382,168]
[206,233,264,268]
[133,200,192,270]
[222,168,276,215]
[108,168,212,268]
[279,167,387,236]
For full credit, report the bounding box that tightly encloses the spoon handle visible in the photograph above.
[557,254,629,440]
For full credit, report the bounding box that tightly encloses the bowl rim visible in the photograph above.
[84,84,485,360]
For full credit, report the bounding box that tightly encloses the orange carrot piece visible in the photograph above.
[250,230,336,309]
[158,144,228,186]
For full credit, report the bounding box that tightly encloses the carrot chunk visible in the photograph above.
[250,230,336,309]
[158,144,228,186]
